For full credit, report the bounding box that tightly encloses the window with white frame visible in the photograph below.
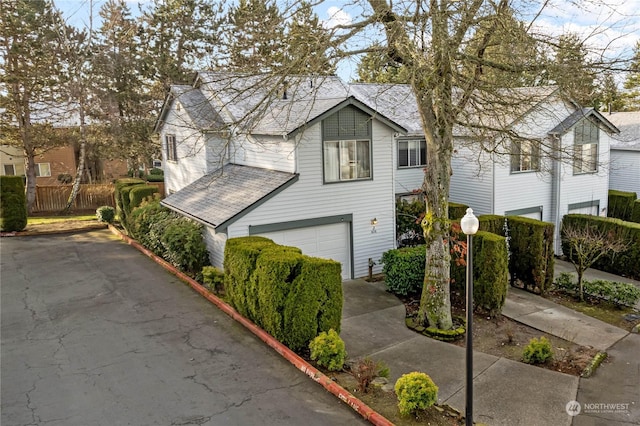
[510,139,540,172]
[165,134,177,162]
[322,106,372,182]
[573,119,598,174]
[3,164,16,175]
[35,163,51,177]
[398,139,426,168]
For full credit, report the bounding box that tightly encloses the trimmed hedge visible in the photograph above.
[381,245,426,295]
[608,189,637,222]
[129,185,159,211]
[383,230,509,315]
[395,199,469,247]
[507,216,555,294]
[561,214,640,280]
[0,176,27,232]
[224,236,342,352]
[478,214,507,236]
[632,200,640,224]
[114,178,145,224]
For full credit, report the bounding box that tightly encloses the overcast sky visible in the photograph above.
[54,0,640,82]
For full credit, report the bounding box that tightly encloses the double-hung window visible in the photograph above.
[322,106,372,182]
[573,119,598,174]
[510,140,540,173]
[165,134,177,162]
[3,164,16,175]
[398,139,426,168]
[35,163,51,177]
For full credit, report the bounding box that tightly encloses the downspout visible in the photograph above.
[392,133,398,248]
[551,133,562,255]
[491,152,496,213]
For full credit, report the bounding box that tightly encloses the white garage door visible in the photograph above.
[568,205,598,216]
[259,222,351,280]
[517,211,542,220]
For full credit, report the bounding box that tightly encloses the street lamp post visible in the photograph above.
[460,208,479,426]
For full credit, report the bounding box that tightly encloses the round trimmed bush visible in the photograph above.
[395,372,439,416]
[522,336,553,364]
[309,329,346,371]
[96,206,115,224]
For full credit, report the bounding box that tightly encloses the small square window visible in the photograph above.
[398,140,427,168]
[3,164,16,175]
[36,163,51,177]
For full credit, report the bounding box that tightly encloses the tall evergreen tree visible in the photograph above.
[284,1,335,75]
[0,0,65,212]
[623,41,640,111]
[550,33,596,106]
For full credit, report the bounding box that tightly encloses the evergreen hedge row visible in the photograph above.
[507,216,555,294]
[382,230,509,315]
[0,176,27,232]
[561,214,640,280]
[632,200,640,224]
[129,185,159,211]
[114,178,145,224]
[224,236,342,352]
[608,189,637,222]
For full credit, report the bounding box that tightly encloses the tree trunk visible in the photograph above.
[64,95,88,212]
[24,147,37,215]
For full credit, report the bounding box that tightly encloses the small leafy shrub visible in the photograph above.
[381,245,426,295]
[96,206,115,224]
[352,357,390,393]
[149,167,163,175]
[522,337,553,364]
[309,329,346,372]
[202,266,225,293]
[583,279,640,307]
[554,272,577,292]
[160,217,210,278]
[394,372,438,416]
[144,174,165,182]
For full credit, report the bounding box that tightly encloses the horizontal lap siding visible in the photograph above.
[609,150,640,193]
[231,135,296,173]
[228,121,396,278]
[203,227,227,269]
[449,146,494,215]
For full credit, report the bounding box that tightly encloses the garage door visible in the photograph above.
[258,222,351,280]
[517,211,542,220]
[568,205,598,215]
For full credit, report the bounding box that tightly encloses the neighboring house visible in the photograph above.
[0,103,128,184]
[449,93,619,254]
[606,111,640,194]
[156,72,617,278]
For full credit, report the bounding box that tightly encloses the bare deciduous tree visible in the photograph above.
[561,223,628,301]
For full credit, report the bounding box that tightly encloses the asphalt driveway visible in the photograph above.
[1,230,365,426]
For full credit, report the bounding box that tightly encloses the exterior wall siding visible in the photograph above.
[449,145,494,215]
[609,150,640,193]
[227,120,397,278]
[203,227,227,269]
[231,134,296,173]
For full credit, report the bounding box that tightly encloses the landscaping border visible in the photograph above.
[107,224,394,426]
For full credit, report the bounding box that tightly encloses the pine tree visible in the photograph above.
[284,1,335,75]
[623,41,640,111]
[551,33,596,106]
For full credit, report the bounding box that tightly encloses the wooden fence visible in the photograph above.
[33,182,165,213]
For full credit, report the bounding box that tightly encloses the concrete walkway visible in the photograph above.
[340,262,640,426]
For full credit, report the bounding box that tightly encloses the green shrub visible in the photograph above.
[507,216,555,294]
[129,185,159,211]
[202,266,224,293]
[282,256,342,351]
[522,337,553,364]
[381,245,426,295]
[394,372,439,416]
[352,357,390,393]
[561,214,640,280]
[478,214,506,236]
[126,200,172,244]
[583,279,640,307]
[554,272,577,292]
[632,200,640,224]
[114,178,144,225]
[144,174,165,182]
[448,202,469,220]
[0,176,27,232]
[96,206,115,224]
[395,199,470,247]
[608,189,637,221]
[471,231,510,316]
[160,217,210,278]
[149,168,164,175]
[309,329,346,372]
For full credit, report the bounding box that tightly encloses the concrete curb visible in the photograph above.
[0,223,107,237]
[107,225,394,426]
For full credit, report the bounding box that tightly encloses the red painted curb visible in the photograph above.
[108,225,395,426]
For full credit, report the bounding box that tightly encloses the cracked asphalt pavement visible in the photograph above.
[1,230,366,426]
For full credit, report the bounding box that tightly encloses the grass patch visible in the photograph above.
[28,215,97,225]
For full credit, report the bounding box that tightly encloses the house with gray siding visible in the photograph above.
[449,90,620,254]
[607,111,640,194]
[155,72,618,278]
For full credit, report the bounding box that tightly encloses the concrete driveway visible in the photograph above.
[1,230,365,426]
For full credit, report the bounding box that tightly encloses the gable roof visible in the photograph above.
[160,164,298,232]
[154,85,224,133]
[606,111,640,151]
[548,108,620,136]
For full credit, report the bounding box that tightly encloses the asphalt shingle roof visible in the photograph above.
[161,164,298,231]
